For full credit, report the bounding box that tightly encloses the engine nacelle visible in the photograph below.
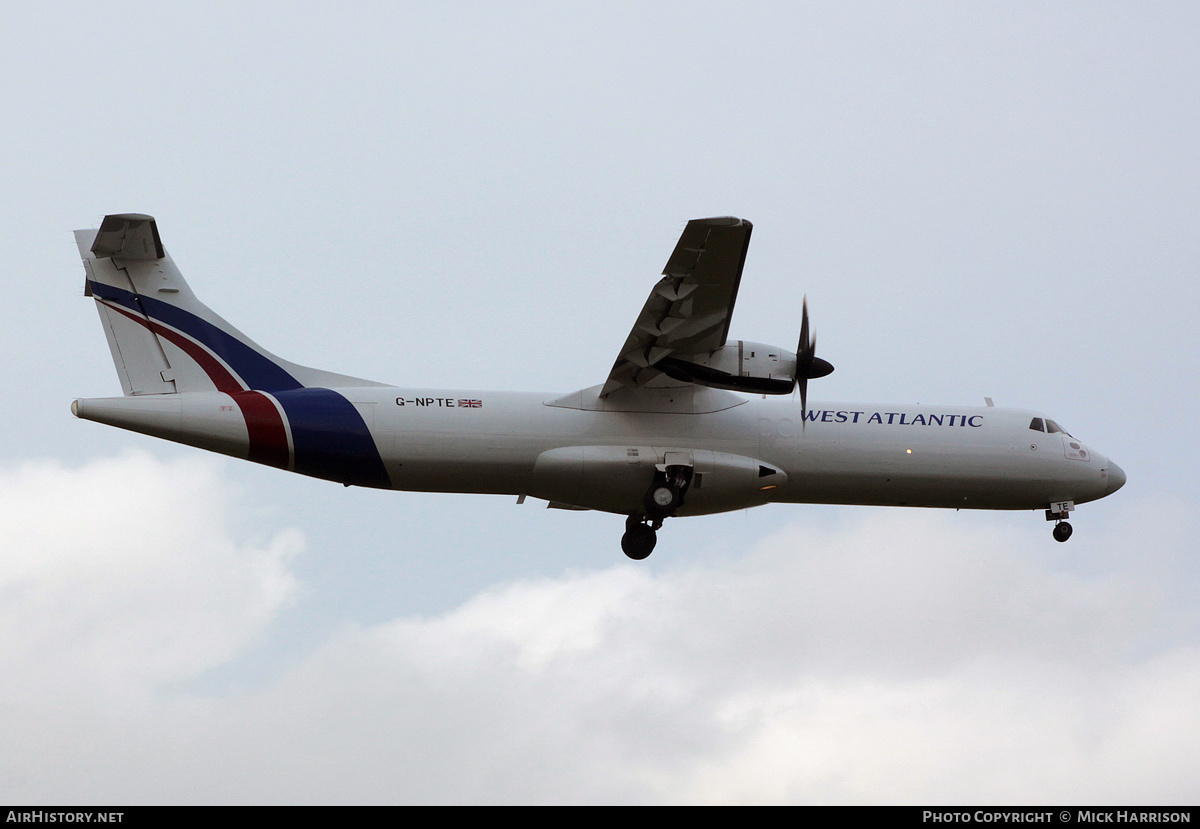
[656,340,797,395]
[530,445,787,515]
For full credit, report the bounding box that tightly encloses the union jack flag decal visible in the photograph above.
[458,399,482,408]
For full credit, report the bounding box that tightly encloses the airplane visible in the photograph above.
[71,213,1126,559]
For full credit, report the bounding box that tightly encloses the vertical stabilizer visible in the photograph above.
[76,214,382,396]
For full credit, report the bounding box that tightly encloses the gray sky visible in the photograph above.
[2,1,1198,804]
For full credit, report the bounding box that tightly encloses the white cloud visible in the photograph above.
[0,451,302,793]
[1,457,1196,804]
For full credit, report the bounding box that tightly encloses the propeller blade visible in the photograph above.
[793,296,833,427]
[796,298,812,372]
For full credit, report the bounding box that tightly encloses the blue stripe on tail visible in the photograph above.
[88,281,303,392]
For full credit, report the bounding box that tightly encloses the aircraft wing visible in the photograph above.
[601,217,753,396]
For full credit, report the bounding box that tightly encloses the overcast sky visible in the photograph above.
[2,1,1198,804]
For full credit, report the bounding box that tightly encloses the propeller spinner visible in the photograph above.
[795,297,834,424]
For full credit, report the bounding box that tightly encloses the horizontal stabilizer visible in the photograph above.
[90,213,164,260]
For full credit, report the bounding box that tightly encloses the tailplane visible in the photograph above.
[76,213,381,396]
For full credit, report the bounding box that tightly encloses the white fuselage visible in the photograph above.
[73,385,1119,517]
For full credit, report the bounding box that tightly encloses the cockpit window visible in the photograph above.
[1029,417,1045,432]
[1045,419,1072,437]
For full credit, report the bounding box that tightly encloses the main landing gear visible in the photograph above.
[1046,500,1074,542]
[621,465,693,559]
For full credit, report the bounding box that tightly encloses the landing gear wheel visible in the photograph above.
[1053,521,1073,543]
[644,482,682,518]
[621,523,657,560]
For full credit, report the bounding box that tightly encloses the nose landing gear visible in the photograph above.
[1046,500,1075,542]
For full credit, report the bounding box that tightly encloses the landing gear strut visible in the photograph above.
[644,481,683,517]
[621,464,693,559]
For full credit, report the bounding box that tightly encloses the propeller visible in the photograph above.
[795,297,834,426]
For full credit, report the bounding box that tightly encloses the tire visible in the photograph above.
[621,524,657,560]
[1053,522,1073,542]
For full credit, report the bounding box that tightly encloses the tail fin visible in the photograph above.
[76,214,381,395]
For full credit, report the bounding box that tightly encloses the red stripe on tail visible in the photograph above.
[232,391,290,469]
[100,300,291,470]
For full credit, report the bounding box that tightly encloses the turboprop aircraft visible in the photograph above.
[72,214,1125,559]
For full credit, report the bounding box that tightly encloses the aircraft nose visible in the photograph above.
[1106,460,1126,495]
